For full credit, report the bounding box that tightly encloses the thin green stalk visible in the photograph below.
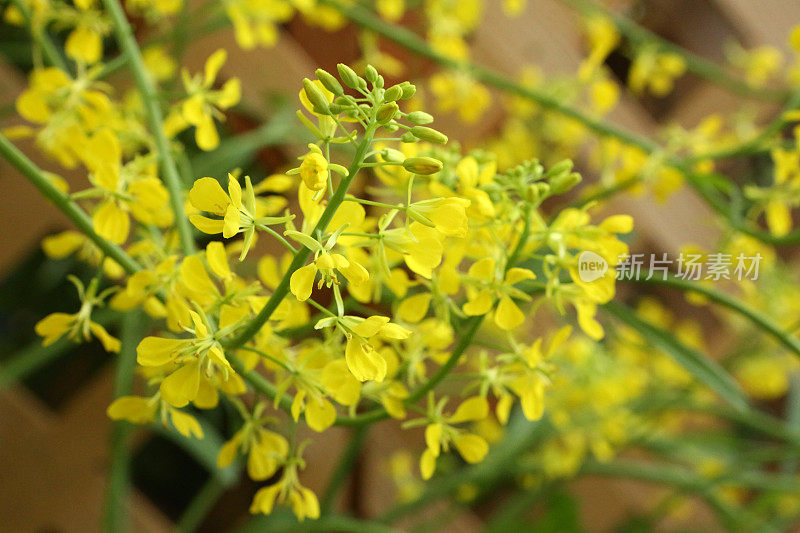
[782,372,800,472]
[320,425,369,514]
[174,477,227,533]
[223,124,377,352]
[630,274,800,361]
[558,0,789,103]
[100,0,196,256]
[10,0,70,72]
[103,310,148,533]
[0,133,141,274]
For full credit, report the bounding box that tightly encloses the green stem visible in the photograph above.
[10,0,70,72]
[558,0,789,103]
[0,134,141,274]
[223,124,377,352]
[100,0,196,256]
[103,310,148,533]
[174,477,227,533]
[320,425,369,514]
[630,274,800,361]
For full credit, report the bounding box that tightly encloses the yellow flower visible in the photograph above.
[288,245,369,302]
[416,396,490,479]
[299,150,329,191]
[188,173,292,260]
[430,70,491,123]
[462,257,536,330]
[166,49,241,150]
[407,197,471,238]
[225,0,294,49]
[250,464,320,521]
[628,47,686,97]
[136,310,234,407]
[35,275,119,352]
[217,402,289,480]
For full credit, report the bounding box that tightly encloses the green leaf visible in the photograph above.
[604,301,749,412]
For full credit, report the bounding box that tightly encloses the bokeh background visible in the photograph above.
[1,0,800,531]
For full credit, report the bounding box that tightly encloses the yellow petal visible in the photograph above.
[494,295,525,330]
[453,433,489,463]
[305,397,336,432]
[345,338,386,382]
[161,360,201,407]
[463,290,493,316]
[195,115,220,151]
[206,241,231,278]
[290,263,317,301]
[397,293,431,323]
[107,396,157,424]
[190,214,225,234]
[136,336,184,366]
[93,201,130,245]
[169,408,204,439]
[449,396,489,424]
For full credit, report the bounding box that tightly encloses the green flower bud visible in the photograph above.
[546,159,573,178]
[376,74,385,88]
[382,148,406,163]
[400,82,416,99]
[401,131,418,143]
[549,172,582,194]
[365,65,378,83]
[337,63,361,89]
[376,102,399,123]
[315,68,343,96]
[302,78,329,114]
[402,156,443,175]
[406,111,433,124]
[383,84,403,102]
[410,126,448,144]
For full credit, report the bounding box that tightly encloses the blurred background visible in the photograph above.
[1,0,800,531]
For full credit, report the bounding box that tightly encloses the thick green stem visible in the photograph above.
[100,0,196,256]
[0,133,141,274]
[103,310,148,533]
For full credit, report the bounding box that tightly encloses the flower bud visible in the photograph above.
[376,74,385,88]
[403,157,443,175]
[549,172,582,194]
[410,126,448,144]
[400,82,416,99]
[315,68,343,96]
[337,63,361,89]
[376,102,399,123]
[401,131,418,143]
[406,111,433,124]
[383,84,403,102]
[382,148,406,163]
[302,78,329,114]
[365,65,378,83]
